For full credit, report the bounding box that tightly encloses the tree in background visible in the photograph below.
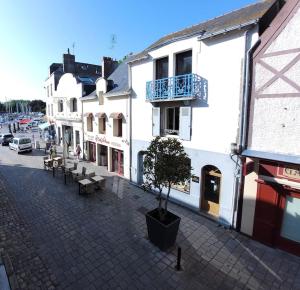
[0,99,46,113]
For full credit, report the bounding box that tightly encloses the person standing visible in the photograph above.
[76,144,81,161]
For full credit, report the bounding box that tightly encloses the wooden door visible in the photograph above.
[89,142,96,162]
[201,166,221,217]
[253,181,280,246]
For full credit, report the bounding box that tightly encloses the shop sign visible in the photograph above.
[278,167,300,181]
[61,121,73,126]
[95,135,110,145]
[122,139,130,146]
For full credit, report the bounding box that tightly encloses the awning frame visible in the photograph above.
[109,112,123,119]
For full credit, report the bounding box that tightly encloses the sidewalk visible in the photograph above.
[0,146,300,289]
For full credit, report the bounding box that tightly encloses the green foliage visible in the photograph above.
[0,99,45,113]
[143,137,192,219]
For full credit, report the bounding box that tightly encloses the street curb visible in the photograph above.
[0,251,20,290]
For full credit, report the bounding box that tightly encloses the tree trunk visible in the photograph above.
[158,188,166,220]
[164,182,172,215]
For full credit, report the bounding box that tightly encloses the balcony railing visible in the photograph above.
[146,73,206,102]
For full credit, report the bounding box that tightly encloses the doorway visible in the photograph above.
[137,151,145,185]
[88,142,96,162]
[253,181,300,255]
[112,149,124,176]
[98,144,108,167]
[201,165,222,217]
[75,130,80,146]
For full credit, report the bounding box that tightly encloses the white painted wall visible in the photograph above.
[130,28,259,226]
[82,79,130,178]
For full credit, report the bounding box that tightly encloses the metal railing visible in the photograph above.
[146,73,205,102]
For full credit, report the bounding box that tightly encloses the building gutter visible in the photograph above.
[104,90,131,98]
[234,31,261,231]
[198,20,259,41]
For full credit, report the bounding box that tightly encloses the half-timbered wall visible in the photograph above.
[248,2,300,155]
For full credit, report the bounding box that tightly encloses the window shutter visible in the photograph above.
[179,107,191,141]
[152,107,160,136]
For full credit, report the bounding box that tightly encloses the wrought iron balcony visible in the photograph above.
[146,73,206,102]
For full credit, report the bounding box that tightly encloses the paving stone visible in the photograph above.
[0,146,300,290]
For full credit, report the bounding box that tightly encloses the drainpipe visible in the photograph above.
[234,29,261,230]
[81,87,85,161]
[128,62,132,182]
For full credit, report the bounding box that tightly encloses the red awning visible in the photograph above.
[109,112,123,119]
[19,119,31,124]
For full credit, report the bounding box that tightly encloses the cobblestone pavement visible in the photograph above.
[0,145,300,290]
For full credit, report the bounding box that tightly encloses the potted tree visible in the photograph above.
[143,137,192,250]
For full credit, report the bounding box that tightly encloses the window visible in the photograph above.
[98,91,104,105]
[155,57,169,97]
[99,118,106,134]
[172,158,191,194]
[155,57,168,80]
[50,84,53,96]
[51,104,53,116]
[175,50,192,76]
[152,106,192,140]
[58,100,64,112]
[165,107,179,135]
[113,119,122,137]
[71,98,77,112]
[47,86,49,97]
[87,115,93,132]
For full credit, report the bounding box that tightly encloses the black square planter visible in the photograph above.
[145,208,181,251]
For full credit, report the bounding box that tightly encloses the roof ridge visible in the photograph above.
[149,0,268,44]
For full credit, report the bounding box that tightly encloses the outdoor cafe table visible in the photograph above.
[78,178,94,195]
[91,175,104,190]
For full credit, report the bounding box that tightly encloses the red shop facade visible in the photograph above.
[253,160,300,256]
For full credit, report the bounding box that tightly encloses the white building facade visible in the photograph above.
[45,51,101,156]
[129,1,278,227]
[81,59,130,178]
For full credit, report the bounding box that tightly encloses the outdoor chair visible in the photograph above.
[75,166,87,182]
[43,156,53,170]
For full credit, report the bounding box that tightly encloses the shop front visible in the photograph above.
[253,160,300,256]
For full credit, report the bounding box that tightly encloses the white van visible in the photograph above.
[9,137,32,153]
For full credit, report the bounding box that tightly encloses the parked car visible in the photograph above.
[9,137,32,153]
[1,133,14,146]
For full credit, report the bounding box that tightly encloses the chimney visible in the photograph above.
[102,57,118,79]
[63,49,75,73]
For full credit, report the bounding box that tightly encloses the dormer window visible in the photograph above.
[85,113,94,132]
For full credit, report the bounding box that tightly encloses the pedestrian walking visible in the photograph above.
[76,144,81,161]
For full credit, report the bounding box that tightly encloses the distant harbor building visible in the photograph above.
[45,50,101,156]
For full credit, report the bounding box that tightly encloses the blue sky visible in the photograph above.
[0,0,260,102]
